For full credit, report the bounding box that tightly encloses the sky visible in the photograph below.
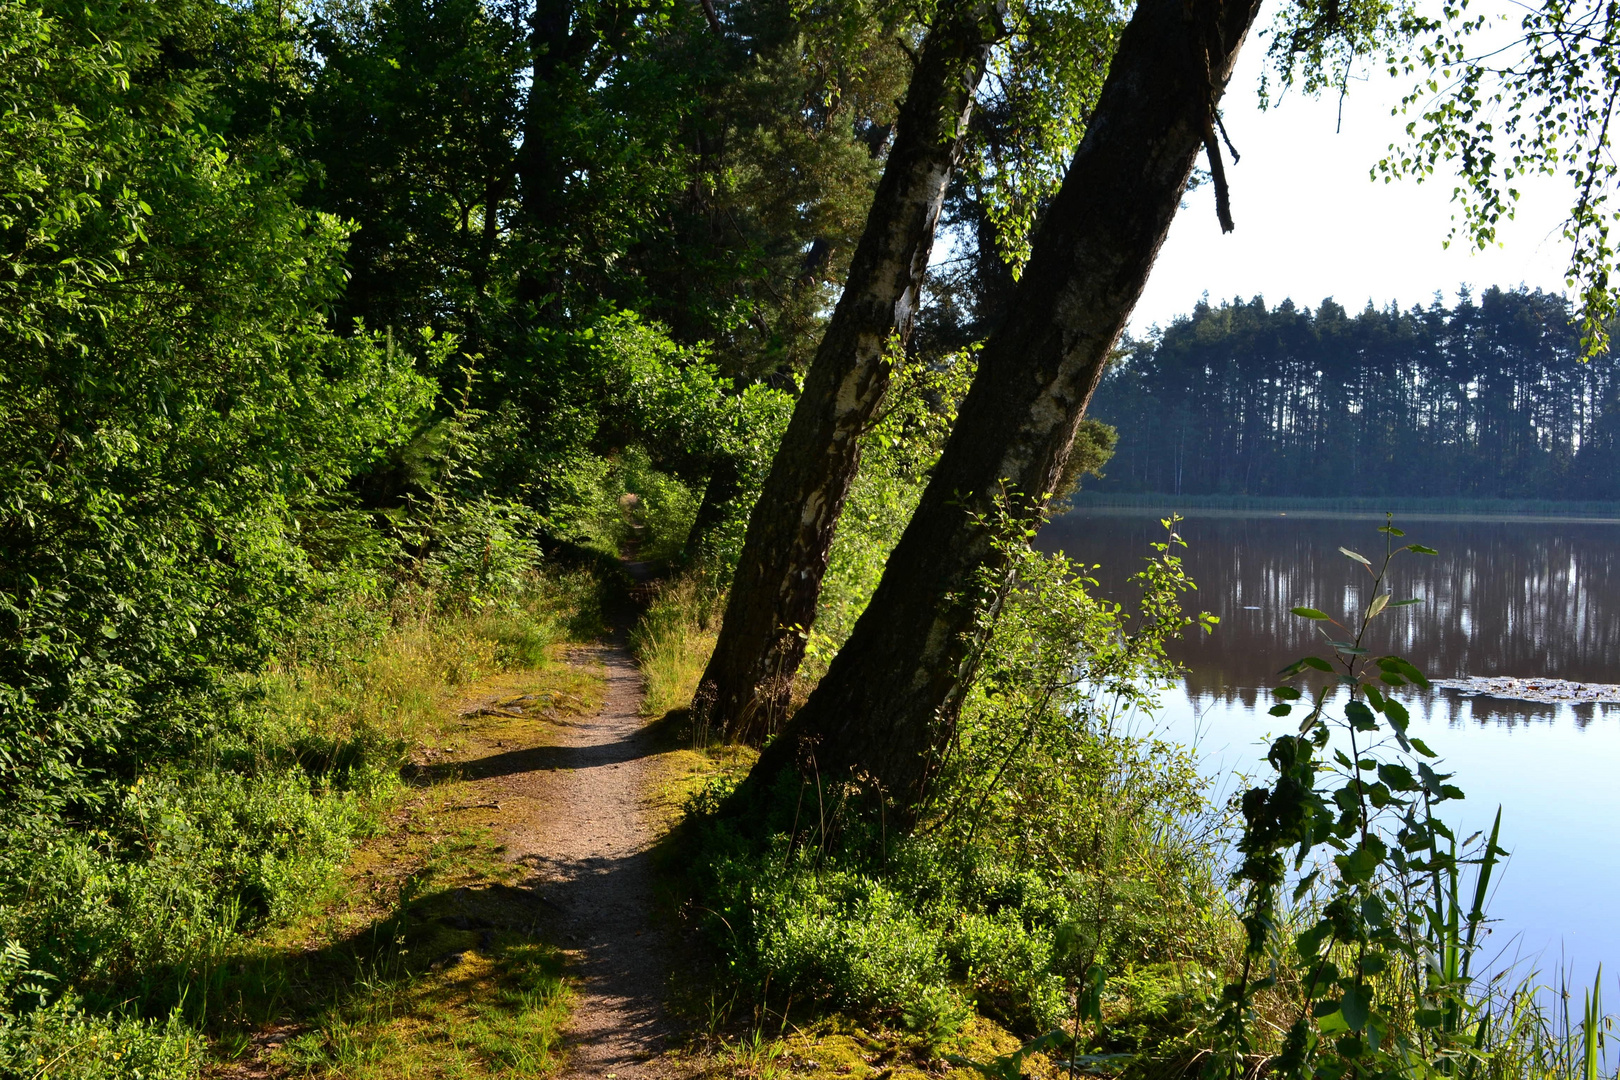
[1126,13,1577,336]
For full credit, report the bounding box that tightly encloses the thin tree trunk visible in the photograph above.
[682,458,739,564]
[698,4,1001,744]
[516,0,578,310]
[745,0,1265,814]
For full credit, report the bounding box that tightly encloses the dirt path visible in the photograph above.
[472,625,676,1078]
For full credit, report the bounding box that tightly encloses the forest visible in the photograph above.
[4,0,1620,1076]
[1089,289,1620,500]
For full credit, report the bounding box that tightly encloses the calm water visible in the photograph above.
[1039,508,1620,984]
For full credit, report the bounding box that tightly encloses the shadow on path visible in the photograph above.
[489,565,679,1079]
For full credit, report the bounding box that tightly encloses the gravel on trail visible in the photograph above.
[479,629,678,1079]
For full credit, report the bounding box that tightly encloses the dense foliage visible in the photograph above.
[5,0,1616,1070]
[688,520,1225,1045]
[0,0,423,1069]
[1088,288,1620,499]
[0,0,792,1069]
[0,0,427,816]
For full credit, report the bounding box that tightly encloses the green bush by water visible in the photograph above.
[686,517,1229,1046]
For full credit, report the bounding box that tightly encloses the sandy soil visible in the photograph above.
[475,630,677,1079]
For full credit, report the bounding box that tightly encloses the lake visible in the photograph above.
[1039,507,1620,988]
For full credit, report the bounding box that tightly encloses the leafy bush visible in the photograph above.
[0,981,201,1080]
[0,0,433,824]
[689,518,1226,1038]
[525,314,793,571]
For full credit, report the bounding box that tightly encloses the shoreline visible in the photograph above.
[1058,493,1620,523]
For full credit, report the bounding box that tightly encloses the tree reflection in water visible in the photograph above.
[1039,508,1620,722]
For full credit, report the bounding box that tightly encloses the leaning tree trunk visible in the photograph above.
[697,3,1001,744]
[745,0,1265,814]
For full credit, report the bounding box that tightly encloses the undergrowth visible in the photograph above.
[662,518,1235,1072]
[254,780,582,1080]
[0,567,599,1080]
[632,576,724,723]
[659,516,1620,1080]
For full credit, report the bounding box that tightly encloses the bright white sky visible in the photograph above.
[1127,8,1576,336]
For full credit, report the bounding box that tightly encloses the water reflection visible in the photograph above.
[1039,510,1620,717]
[1038,507,1620,979]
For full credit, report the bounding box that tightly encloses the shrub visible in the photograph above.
[687,517,1227,1041]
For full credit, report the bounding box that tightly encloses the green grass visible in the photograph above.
[629,575,724,722]
[206,644,604,1080]
[0,568,606,1080]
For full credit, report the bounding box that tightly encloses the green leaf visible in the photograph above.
[1273,686,1302,701]
[1344,701,1378,731]
[1269,703,1293,716]
[1378,763,1418,791]
[1392,657,1431,689]
[1316,1009,1351,1035]
[1339,984,1369,1031]
[1410,736,1438,758]
[1417,762,1452,796]
[1292,869,1322,903]
[1390,597,1423,606]
[1336,843,1382,884]
[1339,546,1372,566]
[1292,606,1331,620]
[1281,656,1336,677]
[1406,544,1439,555]
[1367,593,1390,619]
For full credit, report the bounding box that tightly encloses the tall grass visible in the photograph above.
[630,575,723,722]
[1384,810,1613,1080]
[0,567,599,1080]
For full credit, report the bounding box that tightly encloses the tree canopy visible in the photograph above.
[1089,288,1620,499]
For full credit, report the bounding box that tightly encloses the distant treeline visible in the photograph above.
[1086,287,1620,499]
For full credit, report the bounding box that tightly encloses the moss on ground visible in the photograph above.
[672,1011,1057,1080]
[635,705,1065,1080]
[206,643,604,1080]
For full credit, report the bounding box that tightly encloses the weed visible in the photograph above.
[0,567,601,1080]
[631,576,723,722]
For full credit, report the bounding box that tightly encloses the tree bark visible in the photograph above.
[745,0,1265,813]
[697,3,1002,744]
[682,457,740,563]
[516,0,583,310]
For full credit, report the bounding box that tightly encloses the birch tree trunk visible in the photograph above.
[698,4,1001,744]
[745,0,1265,812]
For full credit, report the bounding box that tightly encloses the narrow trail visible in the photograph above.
[475,581,677,1078]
